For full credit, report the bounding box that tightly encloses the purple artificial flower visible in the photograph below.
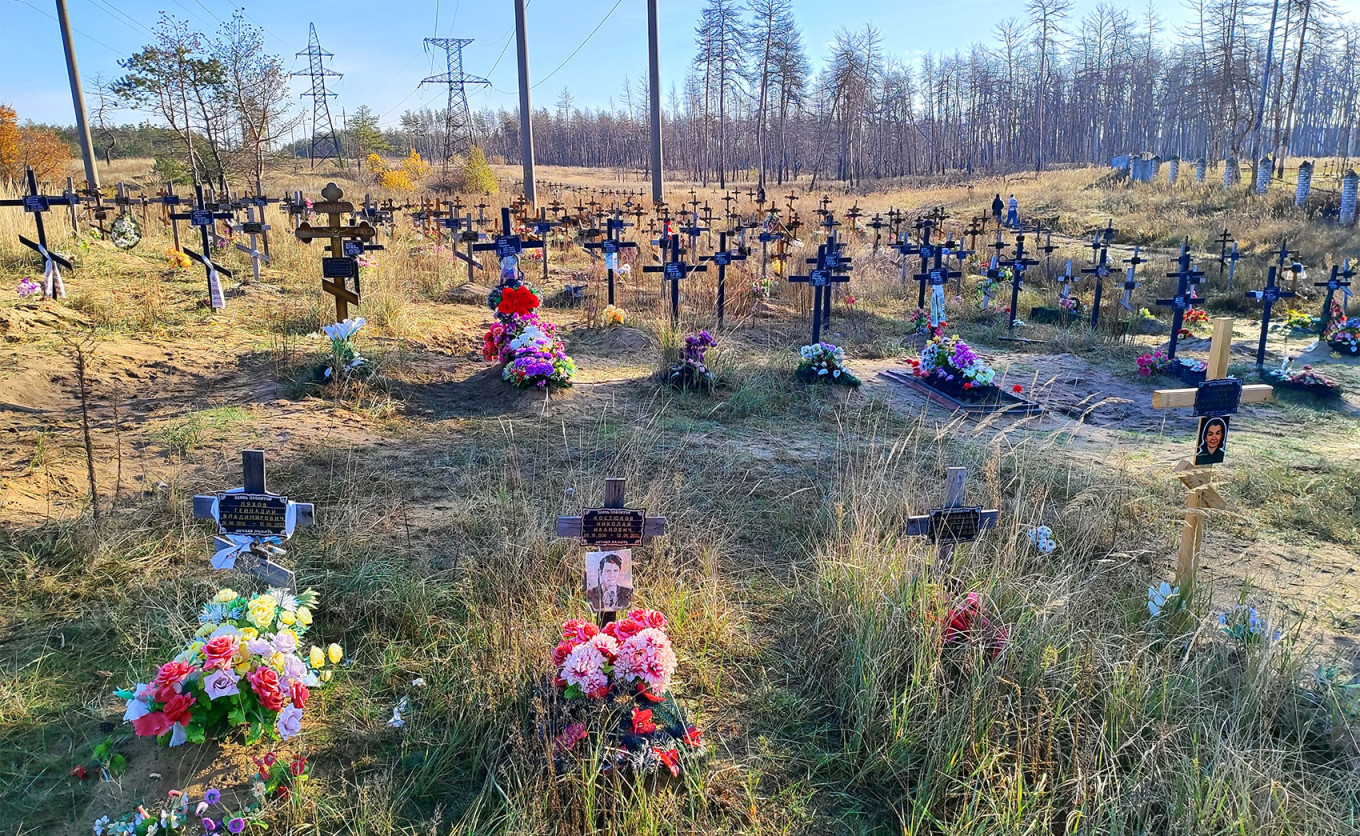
[203,818,217,831]
[204,788,221,805]
[228,818,246,834]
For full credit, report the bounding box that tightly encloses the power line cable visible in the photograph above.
[14,0,121,53]
[532,0,623,89]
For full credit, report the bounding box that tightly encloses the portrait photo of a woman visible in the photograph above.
[1195,416,1228,466]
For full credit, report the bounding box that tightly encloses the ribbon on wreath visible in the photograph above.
[36,242,65,298]
[207,265,225,310]
[930,281,947,329]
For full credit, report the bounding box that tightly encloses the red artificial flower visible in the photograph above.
[683,725,703,747]
[653,747,681,777]
[497,285,540,316]
[162,693,196,727]
[275,784,291,801]
[631,708,658,735]
[290,755,308,777]
[551,640,578,667]
[70,765,88,780]
[635,680,664,703]
[202,636,237,670]
[290,681,309,710]
[1012,384,1023,394]
[561,619,598,643]
[963,382,973,389]
[556,722,588,751]
[133,711,174,738]
[154,661,195,692]
[248,668,285,711]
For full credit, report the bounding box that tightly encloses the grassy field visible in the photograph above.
[0,162,1358,835]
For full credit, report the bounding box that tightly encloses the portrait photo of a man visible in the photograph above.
[1195,416,1228,466]
[584,549,633,613]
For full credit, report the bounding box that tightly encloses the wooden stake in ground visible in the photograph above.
[556,478,667,627]
[1151,317,1273,601]
[193,450,316,590]
[906,466,999,573]
[295,183,378,322]
[0,167,79,299]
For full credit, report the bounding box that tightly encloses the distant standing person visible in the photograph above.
[1006,194,1019,229]
[991,194,1003,226]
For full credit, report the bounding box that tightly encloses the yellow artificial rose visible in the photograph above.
[214,588,237,603]
[238,627,258,642]
[235,661,250,675]
[269,652,286,670]
[327,643,343,665]
[309,646,325,669]
[196,624,216,637]
[295,607,313,626]
[247,596,277,629]
[278,610,296,626]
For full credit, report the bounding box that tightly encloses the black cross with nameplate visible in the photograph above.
[789,239,851,343]
[169,183,234,310]
[912,218,938,307]
[1246,262,1296,370]
[906,466,999,572]
[700,230,748,326]
[643,234,707,321]
[1155,243,1206,359]
[915,241,959,309]
[1082,235,1114,330]
[1316,259,1354,335]
[893,230,922,287]
[473,207,545,288]
[1007,234,1040,334]
[678,212,709,263]
[1119,247,1144,314]
[0,167,78,299]
[584,216,637,306]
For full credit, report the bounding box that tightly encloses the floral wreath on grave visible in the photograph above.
[942,592,1009,660]
[546,611,704,778]
[1268,357,1341,397]
[1178,307,1210,338]
[1323,302,1360,355]
[974,267,1009,308]
[117,586,344,747]
[501,324,577,389]
[904,334,1002,402]
[110,212,143,250]
[667,331,718,391]
[795,342,861,386]
[166,248,192,270]
[907,306,941,337]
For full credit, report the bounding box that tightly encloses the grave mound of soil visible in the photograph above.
[446,282,493,305]
[416,364,578,416]
[562,325,654,355]
[0,301,91,337]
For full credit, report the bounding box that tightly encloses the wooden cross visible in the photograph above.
[1151,317,1273,600]
[192,450,316,590]
[906,466,999,572]
[0,167,78,299]
[556,477,667,627]
[1245,260,1297,370]
[644,234,707,322]
[156,183,185,250]
[1316,259,1353,335]
[700,230,748,326]
[789,239,851,343]
[169,184,234,310]
[867,214,887,251]
[964,215,985,252]
[1081,235,1113,330]
[528,206,562,287]
[1006,234,1039,334]
[584,215,637,306]
[229,206,271,283]
[894,230,923,287]
[247,182,280,259]
[1214,227,1235,286]
[916,239,960,329]
[295,183,378,322]
[1155,243,1206,360]
[678,211,709,262]
[1037,227,1059,278]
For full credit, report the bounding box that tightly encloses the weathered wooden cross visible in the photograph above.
[584,215,637,305]
[229,206,272,283]
[1246,259,1296,371]
[556,477,667,627]
[1119,247,1144,314]
[906,466,999,572]
[0,167,77,299]
[644,234,707,322]
[1151,317,1272,600]
[1155,244,1206,360]
[528,208,562,286]
[193,450,315,590]
[295,183,378,322]
[700,229,748,326]
[1316,259,1353,335]
[169,183,234,310]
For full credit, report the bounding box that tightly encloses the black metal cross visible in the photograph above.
[1007,234,1039,334]
[1214,227,1235,285]
[170,183,235,310]
[1316,259,1354,335]
[0,167,78,299]
[1081,236,1113,330]
[584,216,638,306]
[789,239,851,343]
[1155,243,1206,359]
[1246,262,1296,370]
[644,234,707,322]
[473,207,545,288]
[700,229,748,326]
[678,212,709,263]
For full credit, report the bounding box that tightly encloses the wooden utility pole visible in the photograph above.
[513,0,537,206]
[647,0,664,205]
[55,0,100,190]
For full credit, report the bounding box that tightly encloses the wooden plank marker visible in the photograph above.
[556,477,667,627]
[1151,317,1272,601]
[906,466,999,572]
[193,450,315,590]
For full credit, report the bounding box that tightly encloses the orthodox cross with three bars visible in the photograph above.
[169,183,234,310]
[1006,234,1040,334]
[644,234,707,321]
[1151,318,1272,600]
[192,450,316,590]
[1316,260,1353,336]
[1246,257,1296,370]
[700,229,748,326]
[906,467,999,572]
[0,167,78,299]
[556,477,667,627]
[528,208,562,286]
[584,215,637,305]
[1154,243,1206,359]
[473,207,545,287]
[295,183,379,322]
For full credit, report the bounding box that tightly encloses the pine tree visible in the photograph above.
[458,146,498,194]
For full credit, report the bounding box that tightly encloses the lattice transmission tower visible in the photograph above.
[294,23,345,169]
[420,38,489,169]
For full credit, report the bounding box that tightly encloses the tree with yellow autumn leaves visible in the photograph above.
[0,106,73,184]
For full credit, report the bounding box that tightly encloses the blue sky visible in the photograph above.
[2,0,1315,130]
